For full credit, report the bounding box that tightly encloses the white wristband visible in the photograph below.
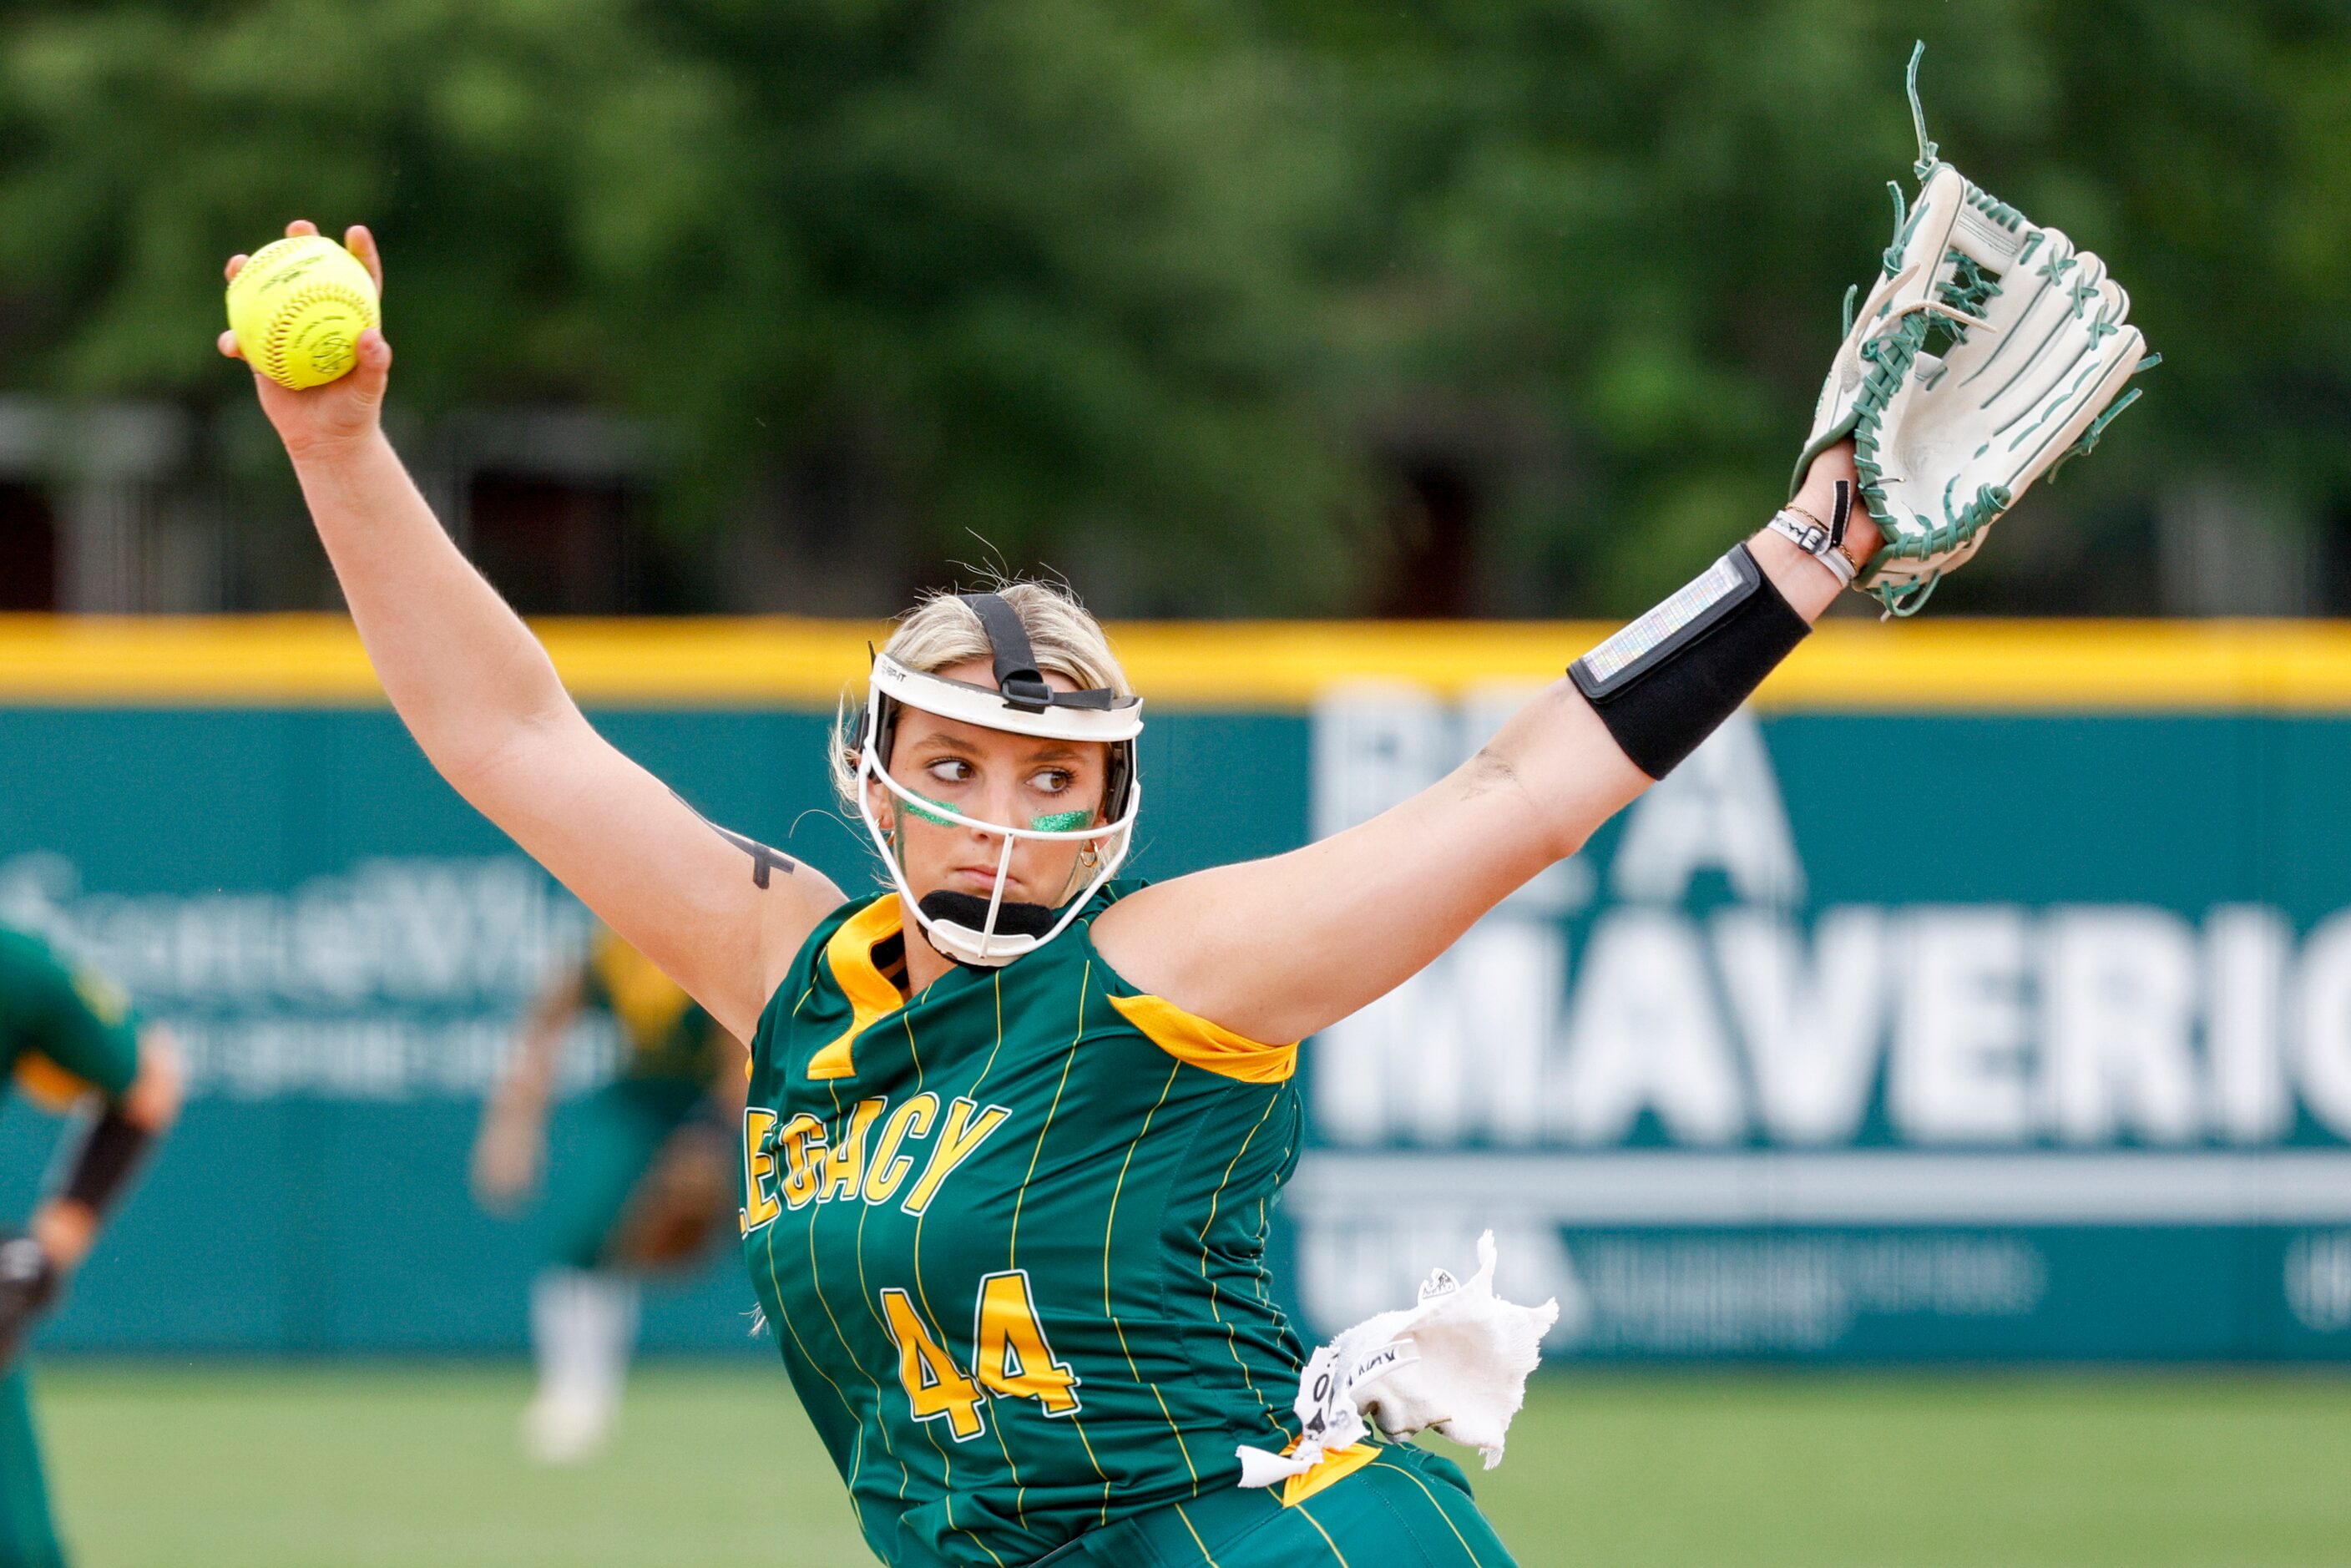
[1768,508,1858,588]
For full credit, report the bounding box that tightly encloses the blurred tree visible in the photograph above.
[1269,0,2351,613]
[0,0,1370,611]
[0,0,2344,615]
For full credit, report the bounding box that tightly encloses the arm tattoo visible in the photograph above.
[711,822,798,889]
[669,789,798,889]
[1457,745,1529,806]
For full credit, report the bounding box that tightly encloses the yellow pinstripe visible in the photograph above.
[761,1211,872,1539]
[957,977,1035,1534]
[850,1191,913,1501]
[817,981,909,1496]
[1293,1501,1353,1567]
[975,973,1010,1090]
[761,977,895,1528]
[1171,1501,1225,1567]
[1008,963,1090,1262]
[1197,1087,1287,1439]
[895,1009,1004,1566]
[1371,1452,1490,1566]
[1241,1116,1302,1351]
[813,923,920,1511]
[806,1079,899,1475]
[1103,1059,1201,1485]
[1010,962,1117,1522]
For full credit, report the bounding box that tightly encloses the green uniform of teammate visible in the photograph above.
[546,929,740,1273]
[0,926,181,1568]
[476,928,743,1463]
[746,888,1504,1568]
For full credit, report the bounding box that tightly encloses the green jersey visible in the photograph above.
[741,885,1308,1568]
[0,925,140,1113]
[584,927,730,1088]
[0,928,145,1568]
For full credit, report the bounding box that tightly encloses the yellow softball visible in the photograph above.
[225,235,381,390]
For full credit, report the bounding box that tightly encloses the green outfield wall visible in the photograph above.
[3,616,2350,1360]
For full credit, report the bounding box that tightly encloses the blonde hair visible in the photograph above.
[831,579,1133,811]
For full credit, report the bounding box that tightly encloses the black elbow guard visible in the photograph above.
[60,1108,154,1216]
[1568,544,1810,779]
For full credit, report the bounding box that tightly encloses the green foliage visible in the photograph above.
[0,1,2343,613]
[1273,0,2351,609]
[0,0,1367,609]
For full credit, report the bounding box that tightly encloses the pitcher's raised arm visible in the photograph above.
[1094,445,1873,1044]
[220,221,839,1037]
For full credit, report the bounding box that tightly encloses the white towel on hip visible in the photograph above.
[1236,1230,1559,1488]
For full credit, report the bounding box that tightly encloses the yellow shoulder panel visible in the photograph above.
[1280,1440,1381,1508]
[806,898,908,1081]
[13,1053,98,1112]
[1108,993,1297,1084]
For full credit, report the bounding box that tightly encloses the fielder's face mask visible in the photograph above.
[855,592,1143,969]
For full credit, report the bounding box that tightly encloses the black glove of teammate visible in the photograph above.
[0,1234,61,1370]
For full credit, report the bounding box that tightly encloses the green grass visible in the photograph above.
[27,1363,2351,1566]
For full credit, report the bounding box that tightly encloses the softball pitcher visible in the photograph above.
[0,924,182,1567]
[220,48,2150,1565]
[473,927,744,1463]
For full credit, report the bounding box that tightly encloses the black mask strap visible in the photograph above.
[960,593,1054,712]
[919,890,1056,949]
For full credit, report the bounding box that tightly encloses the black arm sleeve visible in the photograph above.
[58,1107,155,1216]
[1568,544,1810,779]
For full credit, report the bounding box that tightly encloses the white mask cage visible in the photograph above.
[853,604,1144,969]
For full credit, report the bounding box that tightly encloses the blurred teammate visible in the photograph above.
[0,923,182,1567]
[473,927,743,1464]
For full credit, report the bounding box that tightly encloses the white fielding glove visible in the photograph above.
[1236,1232,1559,1488]
[1791,43,2156,618]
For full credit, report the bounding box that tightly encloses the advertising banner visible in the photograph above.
[1295,690,2351,1360]
[0,693,1300,1353]
[2,616,2348,1359]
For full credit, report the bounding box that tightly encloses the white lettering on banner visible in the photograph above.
[1566,1233,2044,1353]
[1311,681,1593,918]
[1298,1208,2042,1353]
[1304,686,2351,1153]
[2040,908,2201,1144]
[0,851,597,1100]
[1299,1211,1590,1343]
[0,852,575,1004]
[165,1013,616,1100]
[2286,1232,2351,1333]
[2295,912,2351,1139]
[2208,905,2293,1142]
[1451,920,1557,1145]
[1312,683,1454,847]
[1713,908,1885,1144]
[1555,909,1745,1145]
[1889,907,2035,1143]
[1311,682,1584,1146]
[1317,918,1563,1146]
